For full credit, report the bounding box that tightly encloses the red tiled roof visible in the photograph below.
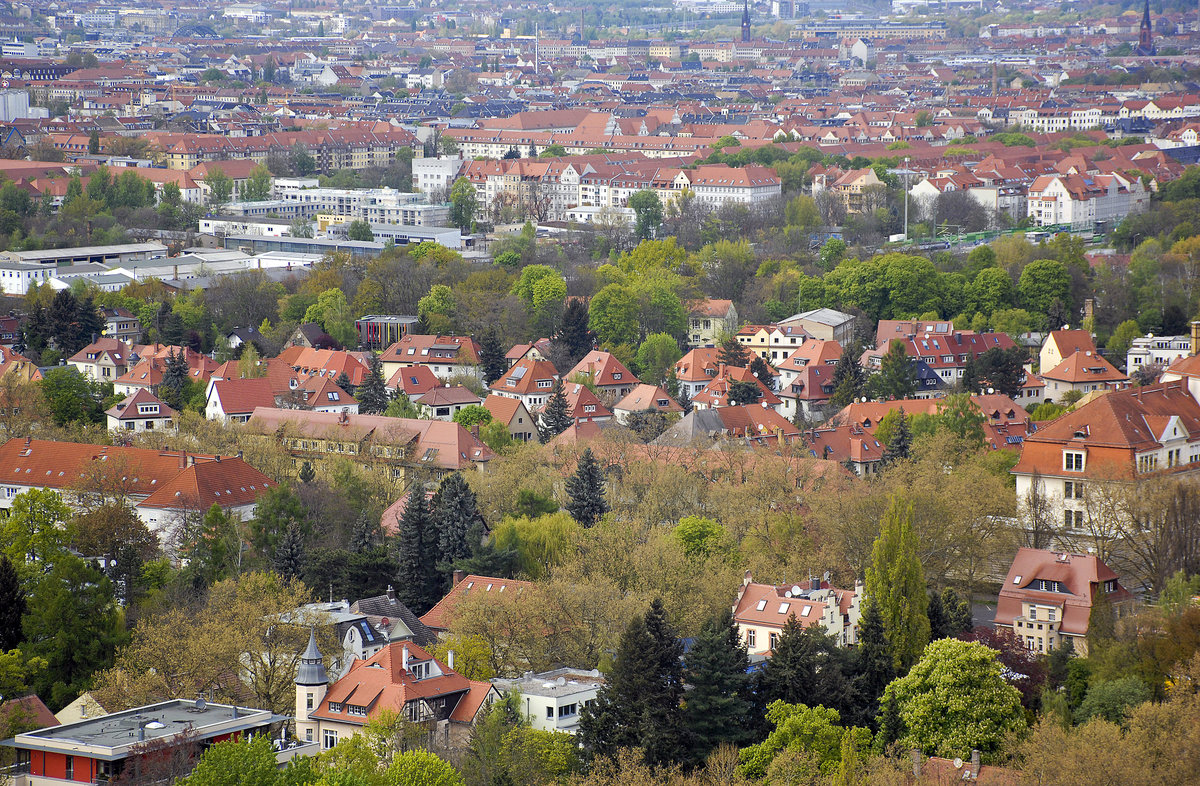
[419,574,534,631]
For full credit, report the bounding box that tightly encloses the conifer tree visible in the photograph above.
[395,488,438,613]
[557,299,593,365]
[160,348,189,408]
[749,355,774,390]
[273,523,305,582]
[349,510,378,554]
[298,460,316,484]
[872,339,918,400]
[0,554,25,651]
[684,609,752,762]
[846,600,894,729]
[335,371,354,396]
[479,327,507,385]
[538,379,571,441]
[828,342,866,408]
[432,472,482,578]
[883,408,912,464]
[716,333,751,368]
[757,614,848,712]
[580,598,688,767]
[357,354,389,414]
[865,497,930,671]
[565,448,608,528]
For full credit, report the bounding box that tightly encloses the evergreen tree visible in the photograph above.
[716,334,751,368]
[357,354,389,414]
[565,448,608,528]
[926,587,971,640]
[684,609,752,762]
[664,365,681,402]
[479,327,507,385]
[88,129,100,154]
[865,498,930,671]
[349,510,378,554]
[160,348,190,409]
[872,339,918,400]
[395,487,439,614]
[538,379,571,441]
[749,355,774,390]
[273,523,305,582]
[757,615,848,712]
[557,299,593,365]
[432,472,482,580]
[828,343,866,408]
[958,355,980,394]
[846,601,894,730]
[885,407,912,462]
[334,371,354,396]
[0,554,25,651]
[580,598,688,767]
[298,460,316,484]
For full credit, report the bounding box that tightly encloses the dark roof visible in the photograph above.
[352,591,437,647]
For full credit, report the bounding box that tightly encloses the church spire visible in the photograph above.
[1137,0,1156,56]
[742,0,751,43]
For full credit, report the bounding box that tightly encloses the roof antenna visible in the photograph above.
[329,583,333,603]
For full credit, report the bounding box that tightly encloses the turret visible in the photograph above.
[295,629,328,743]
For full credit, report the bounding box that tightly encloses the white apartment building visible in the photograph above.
[1127,334,1192,372]
[413,156,465,197]
[491,669,604,734]
[1027,173,1148,228]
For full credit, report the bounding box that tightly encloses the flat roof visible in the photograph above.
[491,668,604,699]
[3,243,166,262]
[3,700,283,760]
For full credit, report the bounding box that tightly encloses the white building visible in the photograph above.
[1127,334,1192,372]
[490,669,604,734]
[413,156,465,198]
[1027,173,1148,229]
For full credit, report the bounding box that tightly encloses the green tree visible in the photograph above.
[87,129,101,154]
[1075,677,1151,725]
[432,472,482,580]
[40,368,108,426]
[965,267,1015,316]
[357,354,389,414]
[579,598,688,767]
[204,168,233,207]
[588,284,639,347]
[249,484,309,560]
[865,498,930,671]
[871,339,917,401]
[243,164,272,202]
[272,523,305,583]
[565,448,608,528]
[845,601,894,729]
[489,512,580,580]
[635,333,682,386]
[452,405,492,428]
[927,587,973,640]
[974,346,1026,398]
[2,489,74,578]
[557,298,594,364]
[739,701,868,780]
[828,343,866,408]
[418,284,456,333]
[303,288,355,348]
[628,189,663,240]
[395,488,440,614]
[877,638,1025,762]
[479,420,512,453]
[388,749,463,786]
[716,333,751,368]
[819,238,847,272]
[0,555,24,651]
[177,735,280,786]
[1107,319,1142,367]
[449,177,478,232]
[478,327,507,385]
[1018,259,1071,322]
[347,219,374,242]
[684,609,752,762]
[758,615,848,711]
[538,379,571,441]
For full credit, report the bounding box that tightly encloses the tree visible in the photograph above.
[684,609,752,762]
[965,267,1015,316]
[357,354,389,414]
[634,334,682,386]
[864,498,929,671]
[882,408,912,463]
[1018,259,1072,323]
[579,598,688,767]
[628,189,663,240]
[41,367,108,426]
[395,487,440,614]
[845,601,893,729]
[433,472,482,580]
[1107,319,1142,367]
[347,219,374,242]
[160,348,190,409]
[828,343,866,408]
[565,448,608,528]
[739,702,868,781]
[877,638,1025,762]
[557,298,593,365]
[243,164,272,202]
[452,405,492,429]
[927,586,972,640]
[820,238,847,271]
[716,333,751,368]
[2,488,74,577]
[22,555,124,708]
[449,177,478,232]
[758,616,848,713]
[539,379,572,441]
[388,749,463,786]
[0,555,25,651]
[249,484,308,560]
[478,327,507,385]
[176,735,279,786]
[1075,677,1152,725]
[88,129,101,155]
[871,339,917,400]
[727,379,760,406]
[273,523,305,582]
[204,168,233,207]
[974,346,1025,398]
[588,284,639,347]
[298,461,316,484]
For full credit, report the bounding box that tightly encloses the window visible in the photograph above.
[1063,480,1084,499]
[778,602,790,615]
[747,629,756,648]
[329,703,342,713]
[1048,608,1056,621]
[1029,607,1037,620]
[1138,454,1159,473]
[558,703,577,718]
[323,730,338,749]
[755,599,767,611]
[1064,510,1083,529]
[769,632,779,650]
[1064,451,1085,471]
[65,757,73,780]
[537,380,552,388]
[307,693,314,711]
[546,706,555,719]
[305,728,313,742]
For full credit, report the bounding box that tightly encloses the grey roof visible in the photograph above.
[492,668,604,699]
[652,409,727,446]
[786,308,855,327]
[352,590,437,647]
[295,629,328,686]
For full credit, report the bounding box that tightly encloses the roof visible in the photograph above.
[733,578,858,631]
[1045,329,1097,358]
[68,338,130,366]
[995,548,1131,636]
[0,696,59,734]
[448,681,497,723]
[419,386,482,407]
[482,393,528,424]
[494,358,560,396]
[352,591,438,647]
[210,378,276,416]
[1042,349,1127,384]
[105,388,176,421]
[567,350,639,389]
[380,335,481,366]
[419,574,535,631]
[613,384,685,414]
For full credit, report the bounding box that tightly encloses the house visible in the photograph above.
[2,699,285,786]
[504,339,551,367]
[1026,172,1147,229]
[1040,329,1097,373]
[860,330,1017,388]
[278,346,372,388]
[562,383,612,425]
[779,308,856,346]
[1126,333,1192,374]
[277,375,359,414]
[802,424,887,475]
[67,338,131,381]
[387,364,443,401]
[691,365,781,411]
[286,600,389,676]
[776,340,842,420]
[0,695,58,738]
[491,669,604,734]
[732,572,863,655]
[379,335,482,382]
[674,347,722,399]
[1041,350,1129,398]
[205,378,277,423]
[100,307,141,344]
[994,548,1133,655]
[52,693,107,726]
[225,325,264,351]
[1012,379,1200,539]
[115,346,219,396]
[566,351,640,400]
[105,389,176,434]
[687,298,738,347]
[830,394,1034,452]
[295,635,497,751]
[351,586,438,649]
[287,323,336,349]
[417,386,482,421]
[736,323,811,364]
[0,439,276,544]
[490,358,561,412]
[419,573,536,635]
[653,405,801,447]
[612,384,684,424]
[828,167,884,213]
[483,394,537,443]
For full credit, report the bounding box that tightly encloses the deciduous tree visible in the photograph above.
[864,498,929,671]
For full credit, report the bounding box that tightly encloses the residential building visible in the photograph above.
[491,669,604,734]
[1040,349,1129,398]
[612,384,685,424]
[379,335,482,382]
[1040,329,1097,373]
[67,338,131,381]
[674,347,722,399]
[732,573,863,655]
[1127,334,1192,373]
[562,382,613,425]
[206,378,277,423]
[419,573,535,635]
[294,635,496,752]
[100,307,141,344]
[780,309,856,346]
[350,586,438,649]
[994,548,1133,655]
[654,404,801,447]
[417,386,482,421]
[802,424,887,475]
[483,395,537,443]
[736,323,811,363]
[566,351,639,400]
[828,167,884,214]
[861,330,1017,387]
[105,389,176,434]
[687,298,738,347]
[1026,173,1148,229]
[490,358,561,412]
[1,699,289,786]
[691,364,781,411]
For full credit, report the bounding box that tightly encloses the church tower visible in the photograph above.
[1136,0,1156,56]
[295,629,328,744]
[742,0,751,43]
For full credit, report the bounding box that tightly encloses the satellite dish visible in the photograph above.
[195,697,206,711]
[791,585,802,596]
[953,758,964,769]
[556,676,566,686]
[784,590,792,598]
[145,721,165,730]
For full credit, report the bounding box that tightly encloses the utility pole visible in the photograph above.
[903,156,910,242]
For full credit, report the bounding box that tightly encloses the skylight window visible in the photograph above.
[778,602,790,615]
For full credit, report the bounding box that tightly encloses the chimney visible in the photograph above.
[718,362,727,377]
[447,650,455,671]
[452,569,465,587]
[971,749,980,775]
[179,451,187,469]
[232,705,239,719]
[137,725,145,742]
[910,750,921,778]
[811,577,821,591]
[386,584,396,602]
[1190,321,1200,356]
[401,645,409,672]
